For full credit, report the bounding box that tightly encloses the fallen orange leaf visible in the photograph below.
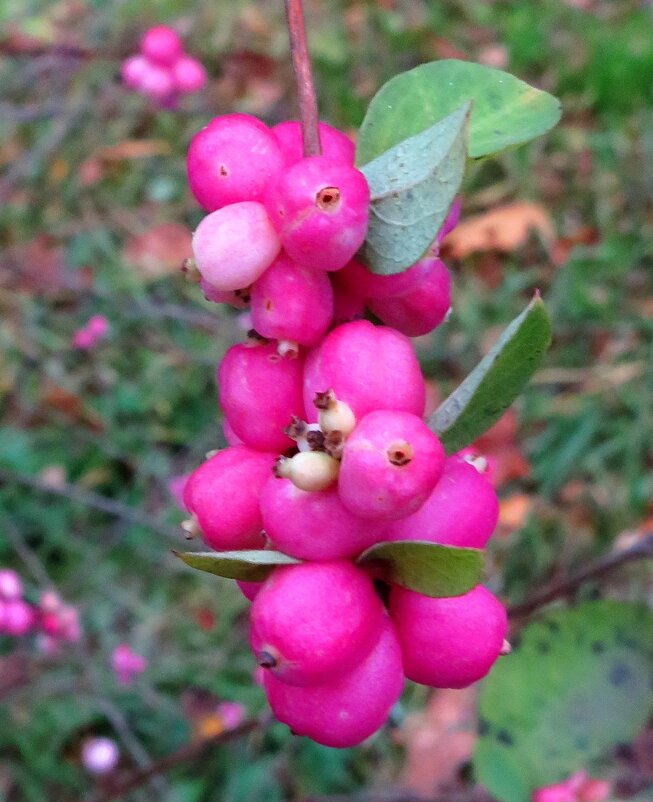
[498,493,534,532]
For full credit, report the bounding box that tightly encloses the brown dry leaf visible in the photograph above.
[1,235,90,297]
[123,223,193,280]
[41,383,105,433]
[498,493,534,532]
[442,202,555,259]
[397,688,477,795]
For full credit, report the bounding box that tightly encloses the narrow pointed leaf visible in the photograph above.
[356,540,483,598]
[359,103,469,275]
[173,549,301,582]
[430,294,552,454]
[356,59,561,165]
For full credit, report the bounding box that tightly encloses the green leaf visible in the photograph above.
[173,550,301,582]
[356,540,483,597]
[429,293,552,454]
[356,59,561,165]
[358,103,469,275]
[475,601,653,802]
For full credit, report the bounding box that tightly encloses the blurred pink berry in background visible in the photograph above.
[111,644,148,686]
[167,473,191,511]
[72,315,109,350]
[0,569,23,601]
[81,737,120,775]
[216,701,246,730]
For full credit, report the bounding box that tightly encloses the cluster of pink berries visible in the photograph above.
[533,771,611,802]
[121,25,206,108]
[72,314,109,350]
[182,113,507,748]
[111,644,148,686]
[0,570,81,650]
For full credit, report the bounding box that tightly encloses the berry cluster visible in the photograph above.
[183,113,507,748]
[121,26,206,108]
[0,570,81,651]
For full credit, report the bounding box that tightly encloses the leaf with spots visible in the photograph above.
[474,600,653,802]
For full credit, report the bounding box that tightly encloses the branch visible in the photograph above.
[89,716,267,802]
[284,0,321,156]
[508,532,653,618]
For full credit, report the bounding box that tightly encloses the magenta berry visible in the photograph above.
[369,258,451,337]
[264,616,403,747]
[339,257,429,301]
[532,785,577,802]
[260,477,382,561]
[330,273,365,325]
[218,341,305,452]
[140,25,183,67]
[121,55,150,90]
[303,320,425,423]
[237,580,262,602]
[264,156,370,272]
[338,410,445,520]
[250,252,333,347]
[389,584,508,689]
[4,599,35,636]
[187,114,284,211]
[384,456,498,548]
[250,560,384,686]
[139,63,175,102]
[192,202,281,292]
[272,121,355,166]
[183,446,276,550]
[172,55,207,93]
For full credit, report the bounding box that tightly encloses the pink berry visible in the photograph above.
[121,55,150,90]
[192,202,280,292]
[112,644,148,686]
[250,253,333,347]
[250,560,385,686]
[369,258,451,337]
[187,114,284,211]
[264,615,403,748]
[183,446,276,550]
[4,599,35,636]
[439,197,462,240]
[532,785,577,802]
[223,418,244,446]
[338,256,428,300]
[260,476,382,561]
[338,410,445,520]
[0,569,23,601]
[264,156,370,272]
[389,585,507,688]
[578,779,611,802]
[81,736,120,775]
[140,25,183,67]
[200,278,250,309]
[237,580,262,602]
[303,320,425,423]
[139,62,176,101]
[172,55,207,93]
[218,341,305,453]
[272,121,355,166]
[384,456,498,548]
[330,272,365,325]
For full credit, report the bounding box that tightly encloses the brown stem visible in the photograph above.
[284,0,321,156]
[508,532,653,619]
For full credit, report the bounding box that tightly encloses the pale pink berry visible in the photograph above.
[250,253,333,347]
[58,605,82,643]
[264,156,370,272]
[183,447,276,549]
[139,62,176,101]
[272,121,355,166]
[384,456,498,548]
[140,25,183,66]
[187,114,284,211]
[216,701,246,730]
[218,341,305,452]
[260,477,382,561]
[193,202,280,292]
[369,259,451,337]
[200,278,250,309]
[264,615,403,748]
[237,580,262,602]
[578,779,611,802]
[4,599,35,636]
[121,55,150,90]
[339,410,445,520]
[303,320,425,423]
[250,560,385,686]
[0,569,23,601]
[81,736,120,775]
[389,585,507,688]
[172,55,207,93]
[111,644,148,686]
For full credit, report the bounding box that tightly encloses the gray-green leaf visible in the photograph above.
[358,102,469,275]
[430,294,552,454]
[173,550,301,582]
[356,540,483,597]
[356,59,561,165]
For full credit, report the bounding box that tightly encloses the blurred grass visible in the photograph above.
[1,0,653,800]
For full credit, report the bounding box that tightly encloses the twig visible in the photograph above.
[508,532,653,618]
[89,716,266,802]
[0,468,181,541]
[284,0,322,156]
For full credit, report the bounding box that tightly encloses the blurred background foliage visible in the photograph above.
[0,0,652,800]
